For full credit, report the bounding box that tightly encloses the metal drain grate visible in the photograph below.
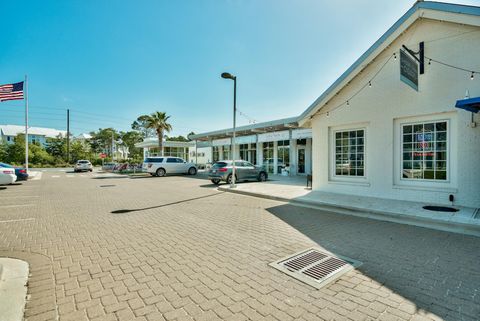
[270,248,362,289]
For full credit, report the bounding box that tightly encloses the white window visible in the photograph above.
[401,120,447,181]
[334,129,365,177]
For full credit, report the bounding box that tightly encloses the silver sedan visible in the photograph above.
[208,160,268,185]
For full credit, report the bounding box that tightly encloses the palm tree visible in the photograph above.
[140,111,172,156]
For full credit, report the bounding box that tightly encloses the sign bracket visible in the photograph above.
[401,42,424,74]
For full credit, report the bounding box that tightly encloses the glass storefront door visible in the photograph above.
[277,140,290,173]
[262,142,274,173]
[298,147,306,174]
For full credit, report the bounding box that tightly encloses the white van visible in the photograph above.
[143,157,197,177]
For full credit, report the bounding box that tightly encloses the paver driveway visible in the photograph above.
[0,170,479,321]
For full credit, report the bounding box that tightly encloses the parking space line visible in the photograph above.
[0,204,35,209]
[51,175,60,178]
[32,172,43,180]
[1,196,40,199]
[0,218,35,223]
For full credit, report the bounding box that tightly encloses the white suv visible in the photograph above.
[74,160,93,172]
[143,157,197,177]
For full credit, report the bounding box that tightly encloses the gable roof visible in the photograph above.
[0,124,67,138]
[298,1,480,125]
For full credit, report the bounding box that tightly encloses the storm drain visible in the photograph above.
[270,248,362,289]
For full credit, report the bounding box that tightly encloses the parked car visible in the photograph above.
[0,162,28,181]
[143,157,197,177]
[0,167,17,185]
[208,160,268,185]
[74,160,93,172]
[102,162,117,171]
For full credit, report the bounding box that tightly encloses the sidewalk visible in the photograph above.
[218,175,480,237]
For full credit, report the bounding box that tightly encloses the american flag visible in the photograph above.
[0,82,24,102]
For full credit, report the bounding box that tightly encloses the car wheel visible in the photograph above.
[188,167,197,175]
[211,179,220,185]
[156,168,166,177]
[258,172,267,182]
[226,174,237,184]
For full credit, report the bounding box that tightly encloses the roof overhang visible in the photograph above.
[297,1,480,126]
[189,116,300,141]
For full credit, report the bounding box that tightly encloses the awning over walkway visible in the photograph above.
[188,116,300,141]
[455,97,480,113]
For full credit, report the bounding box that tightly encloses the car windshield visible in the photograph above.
[0,163,13,168]
[212,162,228,168]
[78,161,89,164]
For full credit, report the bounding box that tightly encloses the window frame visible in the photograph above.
[400,119,449,183]
[332,127,367,179]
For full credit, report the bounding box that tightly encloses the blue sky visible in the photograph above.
[1,0,478,136]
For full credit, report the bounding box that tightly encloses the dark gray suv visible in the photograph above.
[208,160,268,185]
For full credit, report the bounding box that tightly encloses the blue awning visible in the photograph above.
[455,97,480,113]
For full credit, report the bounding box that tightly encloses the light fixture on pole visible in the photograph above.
[221,72,237,188]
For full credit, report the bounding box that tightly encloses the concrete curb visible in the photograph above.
[218,186,480,237]
[0,258,29,321]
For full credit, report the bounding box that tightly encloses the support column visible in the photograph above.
[256,142,262,167]
[290,138,297,175]
[306,138,312,175]
[273,141,278,175]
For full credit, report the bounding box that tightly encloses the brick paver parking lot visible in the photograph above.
[0,170,479,321]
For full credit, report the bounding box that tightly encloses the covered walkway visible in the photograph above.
[218,175,480,237]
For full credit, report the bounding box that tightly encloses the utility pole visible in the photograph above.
[66,109,70,163]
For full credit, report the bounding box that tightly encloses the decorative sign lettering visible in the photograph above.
[291,128,312,139]
[257,130,290,142]
[400,50,418,91]
[212,138,231,146]
[234,135,257,144]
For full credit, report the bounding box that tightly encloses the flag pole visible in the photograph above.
[25,75,29,173]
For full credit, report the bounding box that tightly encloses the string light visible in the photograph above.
[316,52,395,118]
[425,55,479,81]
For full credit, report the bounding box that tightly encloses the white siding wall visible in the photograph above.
[311,19,480,208]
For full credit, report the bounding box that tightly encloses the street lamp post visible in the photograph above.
[221,72,237,188]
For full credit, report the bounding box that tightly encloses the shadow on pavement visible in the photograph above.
[92,176,129,180]
[266,203,480,321]
[111,192,225,214]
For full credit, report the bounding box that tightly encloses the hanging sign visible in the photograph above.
[400,50,418,91]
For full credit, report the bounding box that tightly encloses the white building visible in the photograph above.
[136,138,195,162]
[189,117,313,176]
[298,2,480,208]
[0,124,67,146]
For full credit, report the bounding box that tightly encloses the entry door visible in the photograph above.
[298,148,306,174]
